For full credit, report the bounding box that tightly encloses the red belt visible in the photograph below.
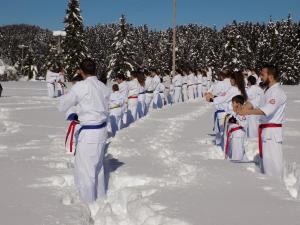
[225,126,243,159]
[258,123,282,158]
[65,120,79,154]
[128,96,138,99]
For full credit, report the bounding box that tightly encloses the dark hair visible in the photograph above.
[231,71,248,101]
[232,95,245,105]
[262,64,280,81]
[247,75,257,86]
[175,69,182,74]
[80,58,96,75]
[130,71,138,78]
[116,73,126,81]
[71,74,83,82]
[137,72,145,86]
[112,84,119,92]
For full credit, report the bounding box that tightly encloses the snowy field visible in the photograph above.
[1,81,300,225]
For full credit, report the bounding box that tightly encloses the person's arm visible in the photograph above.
[58,89,78,112]
[238,107,265,116]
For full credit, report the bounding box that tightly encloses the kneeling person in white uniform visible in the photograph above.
[59,59,110,203]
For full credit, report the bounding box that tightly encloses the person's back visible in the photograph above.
[67,76,109,126]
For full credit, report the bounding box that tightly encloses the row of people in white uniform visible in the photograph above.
[46,67,66,98]
[108,68,214,136]
[206,66,287,179]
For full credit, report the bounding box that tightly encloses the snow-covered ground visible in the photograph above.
[1,82,300,225]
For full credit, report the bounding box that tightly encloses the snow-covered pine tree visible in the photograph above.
[63,0,87,79]
[23,48,38,80]
[108,15,137,80]
[278,14,300,84]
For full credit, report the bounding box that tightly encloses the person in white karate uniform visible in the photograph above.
[116,74,129,127]
[157,78,165,108]
[59,59,110,203]
[56,68,66,97]
[246,75,264,138]
[201,72,208,97]
[225,95,248,161]
[172,69,183,104]
[187,70,195,100]
[182,71,188,102]
[207,67,213,90]
[196,69,203,98]
[109,84,124,136]
[137,71,146,119]
[144,72,155,115]
[192,70,198,99]
[127,71,140,125]
[151,69,162,109]
[46,66,59,98]
[239,65,287,178]
[206,71,248,147]
[163,70,172,105]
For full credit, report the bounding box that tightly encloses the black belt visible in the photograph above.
[146,91,154,94]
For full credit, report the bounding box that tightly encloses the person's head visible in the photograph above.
[79,58,96,79]
[137,71,146,86]
[260,64,280,86]
[230,71,248,101]
[218,70,230,81]
[247,75,257,86]
[232,95,245,113]
[115,74,126,84]
[176,68,182,75]
[71,74,83,84]
[112,84,119,92]
[150,68,157,77]
[130,71,138,80]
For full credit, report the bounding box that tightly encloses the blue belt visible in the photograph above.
[213,110,225,132]
[78,122,107,136]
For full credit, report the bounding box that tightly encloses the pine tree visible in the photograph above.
[63,0,87,79]
[108,15,137,79]
[23,48,38,80]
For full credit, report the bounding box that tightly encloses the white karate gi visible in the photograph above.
[152,75,161,109]
[163,75,172,105]
[59,76,110,203]
[172,74,183,103]
[182,75,188,102]
[145,76,154,115]
[197,74,203,98]
[109,91,124,136]
[259,83,287,177]
[127,78,139,125]
[118,81,129,127]
[213,86,240,146]
[201,76,208,97]
[56,73,65,97]
[187,73,195,100]
[247,85,264,138]
[137,84,146,119]
[46,70,59,98]
[157,83,165,108]
[227,115,248,161]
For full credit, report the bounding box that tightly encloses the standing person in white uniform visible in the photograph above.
[144,71,154,115]
[137,71,146,119]
[151,69,161,109]
[201,71,209,97]
[157,77,165,108]
[163,70,172,105]
[109,84,124,136]
[207,67,213,90]
[187,70,195,100]
[246,75,264,138]
[57,68,67,97]
[116,74,129,127]
[127,71,139,125]
[239,65,287,178]
[182,70,188,102]
[196,69,203,98]
[59,59,110,203]
[172,69,183,104]
[46,66,59,98]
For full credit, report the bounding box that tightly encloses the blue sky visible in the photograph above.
[0,0,299,30]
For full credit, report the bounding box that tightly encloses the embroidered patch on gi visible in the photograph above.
[269,99,276,104]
